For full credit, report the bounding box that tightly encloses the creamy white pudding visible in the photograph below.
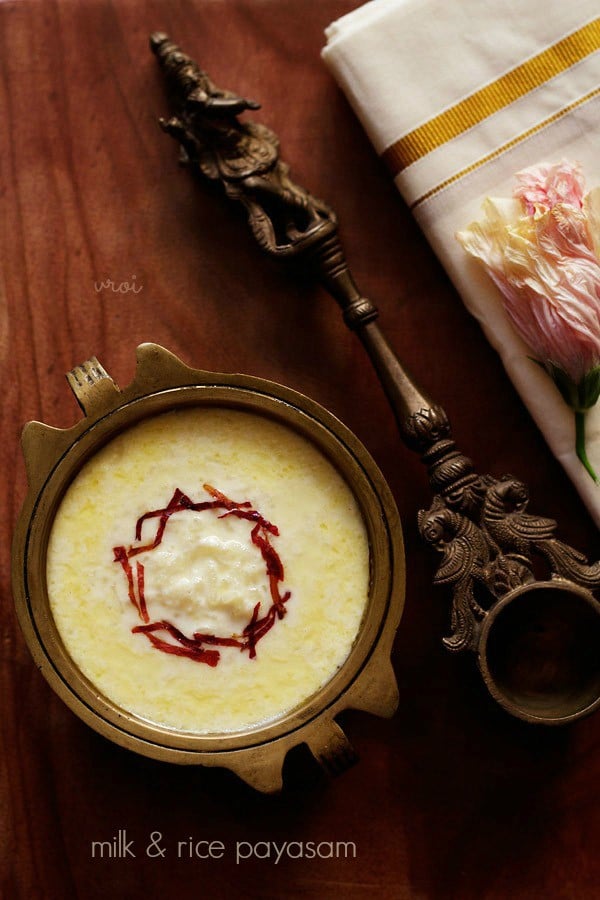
[46,407,370,734]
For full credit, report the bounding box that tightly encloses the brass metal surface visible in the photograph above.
[151,34,600,725]
[12,343,404,792]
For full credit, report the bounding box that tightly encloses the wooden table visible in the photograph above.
[1,1,598,897]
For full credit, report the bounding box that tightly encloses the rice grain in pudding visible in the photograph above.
[46,407,370,734]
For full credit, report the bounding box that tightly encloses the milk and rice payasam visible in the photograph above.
[46,407,370,734]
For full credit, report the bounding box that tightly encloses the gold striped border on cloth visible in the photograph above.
[382,17,600,178]
[410,85,600,209]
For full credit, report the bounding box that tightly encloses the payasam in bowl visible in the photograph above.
[12,344,404,792]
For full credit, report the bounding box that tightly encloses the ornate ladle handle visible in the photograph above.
[150,33,600,725]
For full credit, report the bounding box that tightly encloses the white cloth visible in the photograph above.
[323,0,600,527]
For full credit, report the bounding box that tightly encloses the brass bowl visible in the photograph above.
[12,343,405,792]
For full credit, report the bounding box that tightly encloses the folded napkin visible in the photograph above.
[323,0,600,527]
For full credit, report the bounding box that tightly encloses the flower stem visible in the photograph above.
[575,409,599,483]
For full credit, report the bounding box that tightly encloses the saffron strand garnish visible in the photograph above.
[137,561,149,623]
[132,622,221,666]
[113,546,141,617]
[114,484,291,666]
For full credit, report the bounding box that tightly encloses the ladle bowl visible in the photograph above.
[479,580,600,724]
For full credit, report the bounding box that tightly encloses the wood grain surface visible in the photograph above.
[1,1,599,897]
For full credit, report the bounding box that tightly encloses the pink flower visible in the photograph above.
[457,161,600,482]
[457,161,600,385]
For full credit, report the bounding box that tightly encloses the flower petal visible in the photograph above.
[514,160,585,216]
[584,186,600,261]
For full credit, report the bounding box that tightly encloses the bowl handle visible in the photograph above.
[306,719,359,778]
[66,357,120,416]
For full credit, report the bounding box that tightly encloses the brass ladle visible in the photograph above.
[151,33,600,726]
